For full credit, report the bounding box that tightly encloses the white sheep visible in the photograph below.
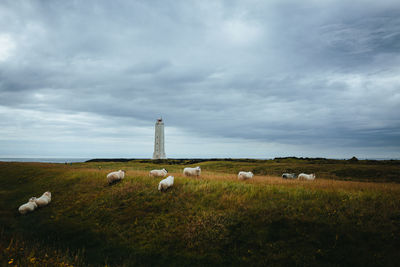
[18,197,38,215]
[149,168,168,177]
[183,166,201,177]
[35,191,51,207]
[158,175,174,191]
[238,171,254,180]
[298,173,316,180]
[282,173,297,179]
[107,170,125,184]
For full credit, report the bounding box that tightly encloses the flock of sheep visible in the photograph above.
[18,192,52,214]
[17,166,316,214]
[238,172,316,180]
[282,173,316,180]
[106,166,202,191]
[106,166,317,192]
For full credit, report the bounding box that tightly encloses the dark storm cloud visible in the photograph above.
[0,0,399,158]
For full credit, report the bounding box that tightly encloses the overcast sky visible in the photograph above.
[0,0,399,159]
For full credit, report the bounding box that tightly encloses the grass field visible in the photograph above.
[1,159,400,266]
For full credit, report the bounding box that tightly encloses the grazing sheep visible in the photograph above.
[158,175,174,191]
[18,197,38,215]
[183,166,201,177]
[107,170,125,185]
[282,173,297,179]
[35,192,51,207]
[238,171,254,180]
[298,173,316,180]
[149,168,168,177]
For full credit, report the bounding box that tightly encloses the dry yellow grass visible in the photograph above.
[169,171,400,193]
[105,169,400,195]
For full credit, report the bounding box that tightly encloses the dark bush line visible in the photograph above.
[86,158,135,162]
[87,157,400,165]
[86,158,262,164]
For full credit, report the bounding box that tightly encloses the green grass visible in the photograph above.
[1,160,400,266]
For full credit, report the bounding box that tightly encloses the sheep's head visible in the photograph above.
[44,192,51,198]
[29,197,37,202]
[196,166,201,170]
[163,168,168,173]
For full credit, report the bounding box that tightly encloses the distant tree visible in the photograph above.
[348,156,359,162]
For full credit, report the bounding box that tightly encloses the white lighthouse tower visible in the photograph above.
[152,118,166,159]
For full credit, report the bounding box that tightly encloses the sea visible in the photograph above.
[0,158,91,163]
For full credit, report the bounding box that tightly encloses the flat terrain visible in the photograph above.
[1,158,400,266]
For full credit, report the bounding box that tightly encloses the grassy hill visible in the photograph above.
[1,159,400,266]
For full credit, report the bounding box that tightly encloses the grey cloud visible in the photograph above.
[0,0,399,158]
